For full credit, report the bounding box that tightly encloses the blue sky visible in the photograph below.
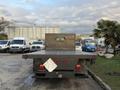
[0,0,120,34]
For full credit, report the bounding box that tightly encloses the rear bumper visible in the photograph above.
[34,70,88,78]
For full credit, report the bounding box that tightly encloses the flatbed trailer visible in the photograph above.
[23,33,96,78]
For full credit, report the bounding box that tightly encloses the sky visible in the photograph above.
[0,0,120,34]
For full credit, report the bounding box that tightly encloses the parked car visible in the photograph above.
[75,41,82,51]
[30,40,45,52]
[96,38,105,48]
[9,37,30,53]
[82,39,96,52]
[115,44,120,54]
[0,40,10,52]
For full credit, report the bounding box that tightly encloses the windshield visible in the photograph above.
[0,41,8,45]
[11,40,24,45]
[85,40,96,46]
[75,42,81,46]
[32,41,43,44]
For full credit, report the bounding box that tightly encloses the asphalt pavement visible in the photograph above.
[0,53,103,90]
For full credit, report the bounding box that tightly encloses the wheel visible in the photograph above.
[82,47,84,51]
[5,48,9,53]
[85,48,88,52]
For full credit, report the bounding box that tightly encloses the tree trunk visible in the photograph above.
[113,46,116,55]
[105,45,108,53]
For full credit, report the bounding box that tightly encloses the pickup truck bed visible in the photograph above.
[23,50,96,59]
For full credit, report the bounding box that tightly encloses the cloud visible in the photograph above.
[0,9,11,17]
[23,0,38,3]
[1,0,120,33]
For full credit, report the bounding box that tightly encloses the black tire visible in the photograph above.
[85,48,88,52]
[9,51,13,54]
[5,48,9,53]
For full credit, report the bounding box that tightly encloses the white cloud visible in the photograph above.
[23,0,38,3]
[1,0,120,33]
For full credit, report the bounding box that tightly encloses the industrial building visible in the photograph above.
[5,25,60,41]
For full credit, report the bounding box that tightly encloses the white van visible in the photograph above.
[9,37,30,53]
[75,41,82,51]
[0,40,10,52]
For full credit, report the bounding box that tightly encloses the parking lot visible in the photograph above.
[0,53,103,90]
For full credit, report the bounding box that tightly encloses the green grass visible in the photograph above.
[88,55,120,90]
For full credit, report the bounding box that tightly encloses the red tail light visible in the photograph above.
[75,64,81,72]
[39,64,45,71]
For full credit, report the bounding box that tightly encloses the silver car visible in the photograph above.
[30,40,45,52]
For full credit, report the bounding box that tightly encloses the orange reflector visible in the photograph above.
[75,64,81,72]
[39,64,45,71]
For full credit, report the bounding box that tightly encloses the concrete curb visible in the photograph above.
[87,68,111,90]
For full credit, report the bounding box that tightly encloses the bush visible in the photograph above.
[0,34,8,40]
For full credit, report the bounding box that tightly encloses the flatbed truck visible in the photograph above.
[23,33,96,78]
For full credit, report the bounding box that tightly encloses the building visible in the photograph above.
[5,25,60,41]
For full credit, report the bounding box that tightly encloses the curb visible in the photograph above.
[87,68,111,90]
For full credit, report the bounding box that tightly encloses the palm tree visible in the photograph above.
[116,24,120,43]
[93,19,120,55]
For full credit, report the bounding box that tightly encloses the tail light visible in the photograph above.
[39,64,45,71]
[75,64,81,72]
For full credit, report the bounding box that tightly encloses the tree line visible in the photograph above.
[93,19,120,55]
[0,17,9,39]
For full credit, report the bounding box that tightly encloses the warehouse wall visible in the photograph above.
[6,26,60,41]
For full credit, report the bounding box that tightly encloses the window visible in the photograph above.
[11,40,24,45]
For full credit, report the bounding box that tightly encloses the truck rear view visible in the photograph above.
[23,33,96,78]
